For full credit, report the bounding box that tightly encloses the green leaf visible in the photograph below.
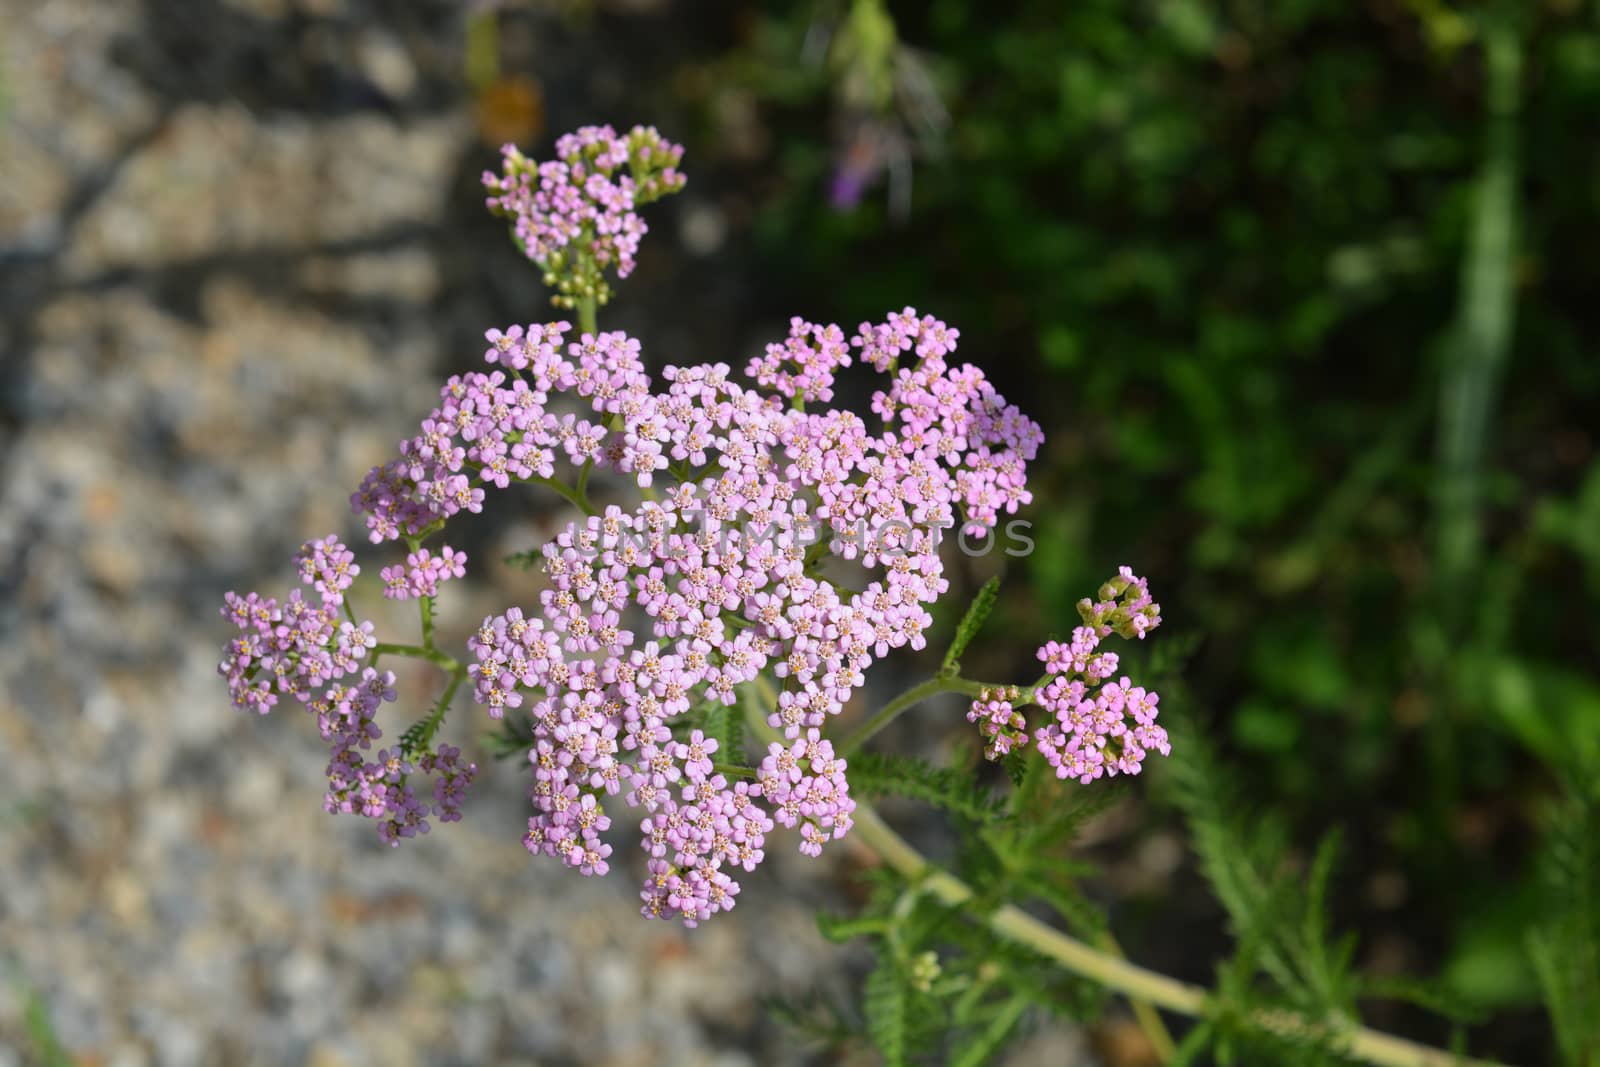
[1473,655,1600,775]
[762,992,859,1050]
[698,702,745,766]
[1302,830,1355,1009]
[1010,777,1125,855]
[943,575,1003,672]
[1432,17,1521,620]
[1166,710,1354,1010]
[863,957,909,1067]
[20,986,71,1067]
[1028,874,1106,939]
[1358,975,1485,1024]
[815,911,889,944]
[951,995,1029,1067]
[1002,747,1030,790]
[850,752,1004,824]
[502,547,543,571]
[1528,793,1600,1065]
[483,713,537,760]
[1167,1018,1218,1067]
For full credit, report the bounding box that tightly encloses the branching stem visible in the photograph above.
[741,674,1513,1067]
[372,642,461,673]
[531,474,597,517]
[838,673,1027,756]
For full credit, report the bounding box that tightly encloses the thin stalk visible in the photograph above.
[406,668,467,757]
[838,674,1028,756]
[371,641,461,673]
[575,458,594,504]
[463,7,498,90]
[838,675,957,755]
[1094,930,1176,1059]
[577,293,598,337]
[531,474,597,517]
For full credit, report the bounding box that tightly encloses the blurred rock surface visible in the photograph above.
[0,1,852,1063]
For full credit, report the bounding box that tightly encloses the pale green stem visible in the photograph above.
[743,673,1513,1067]
[406,668,467,757]
[1094,930,1176,1059]
[838,676,960,756]
[575,458,594,503]
[371,641,460,673]
[531,474,597,517]
[848,802,1511,1067]
[838,674,1026,756]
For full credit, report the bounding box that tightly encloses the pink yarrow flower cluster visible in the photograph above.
[967,684,1030,761]
[219,125,1167,928]
[218,536,478,844]
[346,300,1039,924]
[1030,568,1169,783]
[483,124,685,308]
[380,545,467,601]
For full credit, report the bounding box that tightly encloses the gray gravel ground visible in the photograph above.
[0,2,1100,1064]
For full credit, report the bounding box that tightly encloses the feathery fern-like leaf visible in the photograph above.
[864,956,910,1067]
[697,701,745,765]
[761,992,858,1051]
[951,995,1029,1067]
[850,752,1005,824]
[815,911,890,944]
[1165,710,1354,1009]
[943,575,1003,672]
[1529,792,1600,1066]
[483,712,537,759]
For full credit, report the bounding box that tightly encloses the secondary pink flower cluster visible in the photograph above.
[380,545,468,601]
[344,301,1038,923]
[1030,568,1169,783]
[483,124,686,307]
[966,684,1030,761]
[747,317,851,404]
[219,536,479,844]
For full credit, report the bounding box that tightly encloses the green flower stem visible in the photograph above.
[420,594,436,651]
[407,668,466,756]
[838,676,961,756]
[531,474,597,517]
[848,801,1511,1067]
[1093,929,1176,1059]
[746,672,1511,1067]
[577,293,598,337]
[575,458,594,503]
[371,642,462,674]
[837,673,1025,756]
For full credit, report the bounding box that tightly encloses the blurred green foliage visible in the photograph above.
[700,0,1600,1059]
